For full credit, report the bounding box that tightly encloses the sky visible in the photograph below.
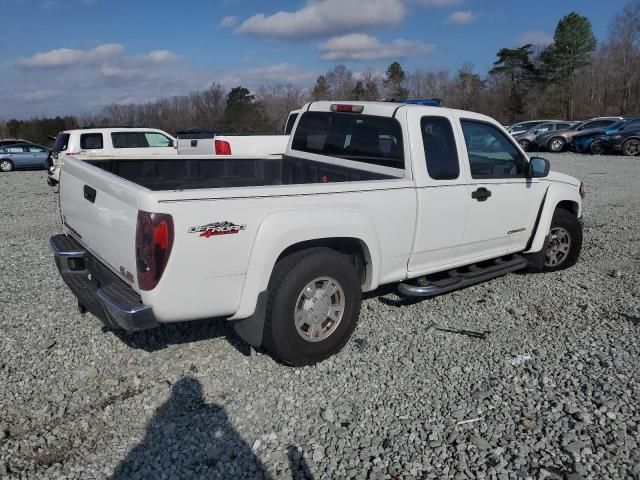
[0,0,629,119]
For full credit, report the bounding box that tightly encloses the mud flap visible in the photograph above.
[525,234,550,272]
[232,290,267,348]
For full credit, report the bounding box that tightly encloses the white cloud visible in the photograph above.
[236,0,405,39]
[516,30,553,46]
[446,10,475,24]
[218,15,238,28]
[18,44,124,67]
[318,33,434,61]
[146,50,181,62]
[4,43,317,118]
[416,0,462,6]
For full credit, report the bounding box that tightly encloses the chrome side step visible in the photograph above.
[398,255,528,298]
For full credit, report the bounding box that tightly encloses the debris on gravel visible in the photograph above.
[0,153,639,479]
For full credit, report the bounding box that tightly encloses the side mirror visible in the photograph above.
[528,157,550,178]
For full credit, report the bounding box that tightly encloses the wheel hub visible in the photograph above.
[545,227,571,267]
[294,277,345,342]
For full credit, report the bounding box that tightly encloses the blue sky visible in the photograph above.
[0,0,629,118]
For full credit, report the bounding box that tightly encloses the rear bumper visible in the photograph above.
[50,234,158,331]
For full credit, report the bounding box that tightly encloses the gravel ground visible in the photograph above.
[0,153,639,480]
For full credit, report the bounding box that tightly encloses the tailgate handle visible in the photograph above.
[83,185,97,203]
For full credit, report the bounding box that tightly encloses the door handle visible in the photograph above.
[471,187,492,202]
[83,185,97,203]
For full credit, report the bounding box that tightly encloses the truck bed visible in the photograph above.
[86,155,394,191]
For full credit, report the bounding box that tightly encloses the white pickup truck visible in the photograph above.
[50,101,585,366]
[176,110,301,156]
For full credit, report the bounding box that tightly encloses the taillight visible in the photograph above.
[215,140,231,155]
[135,211,174,291]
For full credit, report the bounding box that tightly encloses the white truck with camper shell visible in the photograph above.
[50,101,585,366]
[47,127,177,186]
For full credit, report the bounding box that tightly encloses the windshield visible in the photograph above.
[53,133,70,151]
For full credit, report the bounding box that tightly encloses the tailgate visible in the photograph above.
[59,157,141,290]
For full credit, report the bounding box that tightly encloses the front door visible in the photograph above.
[455,118,547,263]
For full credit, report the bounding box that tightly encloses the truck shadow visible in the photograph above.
[110,317,253,356]
[111,377,314,479]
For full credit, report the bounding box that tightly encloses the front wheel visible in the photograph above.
[543,209,582,271]
[0,159,14,172]
[547,137,566,153]
[622,138,640,156]
[263,248,361,366]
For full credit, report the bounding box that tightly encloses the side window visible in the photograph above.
[144,132,172,147]
[624,120,640,129]
[111,132,148,148]
[556,123,572,130]
[461,120,527,179]
[534,123,552,133]
[28,146,46,153]
[421,116,459,180]
[80,133,103,150]
[7,146,25,153]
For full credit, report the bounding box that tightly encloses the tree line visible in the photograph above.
[1,2,638,146]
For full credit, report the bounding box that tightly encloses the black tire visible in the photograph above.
[542,209,582,272]
[0,159,14,172]
[589,140,604,155]
[547,137,566,153]
[519,139,531,151]
[263,247,361,366]
[621,138,640,156]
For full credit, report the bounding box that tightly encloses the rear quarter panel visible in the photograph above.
[141,180,416,322]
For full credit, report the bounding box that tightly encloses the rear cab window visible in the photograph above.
[80,133,104,150]
[284,113,299,134]
[291,111,404,169]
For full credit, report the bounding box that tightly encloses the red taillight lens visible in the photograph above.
[136,211,174,291]
[330,104,364,113]
[215,140,231,155]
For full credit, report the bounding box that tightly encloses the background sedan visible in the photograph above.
[0,144,51,172]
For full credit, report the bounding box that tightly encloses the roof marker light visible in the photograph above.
[330,104,364,113]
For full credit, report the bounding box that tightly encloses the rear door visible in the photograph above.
[26,146,49,167]
[455,116,546,262]
[406,109,469,274]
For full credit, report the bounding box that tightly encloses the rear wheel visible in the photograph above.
[263,248,361,366]
[0,159,14,172]
[547,137,566,153]
[622,138,640,156]
[589,140,604,155]
[543,209,582,271]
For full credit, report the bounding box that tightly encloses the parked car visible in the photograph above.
[506,120,557,136]
[0,143,51,172]
[0,139,32,148]
[532,117,622,152]
[571,116,640,154]
[597,127,640,156]
[50,101,585,366]
[47,127,177,186]
[514,121,577,151]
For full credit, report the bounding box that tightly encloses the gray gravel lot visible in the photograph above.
[0,153,639,480]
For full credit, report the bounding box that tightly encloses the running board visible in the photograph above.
[398,255,528,297]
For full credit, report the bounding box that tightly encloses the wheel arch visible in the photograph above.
[229,208,381,321]
[525,184,582,254]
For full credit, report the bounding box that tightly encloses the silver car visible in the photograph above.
[0,144,51,172]
[514,121,577,151]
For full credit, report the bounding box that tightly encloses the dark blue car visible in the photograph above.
[574,116,640,154]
